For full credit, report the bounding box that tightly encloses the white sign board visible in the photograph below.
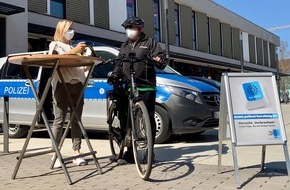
[218,72,290,189]
[220,72,287,146]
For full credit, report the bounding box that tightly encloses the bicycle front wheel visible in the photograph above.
[108,102,125,161]
[131,101,153,180]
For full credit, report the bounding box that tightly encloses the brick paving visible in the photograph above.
[1,104,290,189]
[0,151,289,190]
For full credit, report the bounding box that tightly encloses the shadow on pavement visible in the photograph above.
[155,143,229,162]
[219,161,289,188]
[167,128,219,143]
[242,161,289,188]
[14,156,111,182]
[0,146,52,157]
[148,143,229,182]
[150,161,195,182]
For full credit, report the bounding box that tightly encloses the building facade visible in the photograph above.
[0,0,280,80]
[0,0,27,57]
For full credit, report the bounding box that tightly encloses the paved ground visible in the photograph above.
[1,104,290,189]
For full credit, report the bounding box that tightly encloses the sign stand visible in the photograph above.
[218,72,290,189]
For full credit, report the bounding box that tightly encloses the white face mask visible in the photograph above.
[126,29,138,39]
[64,29,74,40]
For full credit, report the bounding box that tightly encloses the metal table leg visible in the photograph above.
[3,96,9,153]
[52,66,102,174]
[11,60,102,185]
[11,62,73,185]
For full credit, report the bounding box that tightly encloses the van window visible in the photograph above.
[91,50,117,78]
[1,62,39,79]
[92,61,115,78]
[95,50,117,60]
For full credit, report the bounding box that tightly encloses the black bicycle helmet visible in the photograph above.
[121,17,144,28]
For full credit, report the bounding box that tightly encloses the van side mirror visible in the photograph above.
[107,71,113,77]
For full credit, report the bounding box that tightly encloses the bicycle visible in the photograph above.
[106,53,153,180]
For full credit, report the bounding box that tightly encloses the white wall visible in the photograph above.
[266,42,271,67]
[1,0,28,54]
[109,0,127,33]
[242,32,250,62]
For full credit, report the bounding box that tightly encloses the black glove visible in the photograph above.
[107,73,118,85]
[154,57,169,70]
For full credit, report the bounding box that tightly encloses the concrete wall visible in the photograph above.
[242,32,250,62]
[109,0,127,32]
[176,0,280,46]
[1,0,28,55]
[28,12,126,43]
[4,0,279,72]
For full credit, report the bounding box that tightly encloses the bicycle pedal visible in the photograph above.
[136,140,147,148]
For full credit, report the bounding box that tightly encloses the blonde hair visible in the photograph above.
[53,19,73,41]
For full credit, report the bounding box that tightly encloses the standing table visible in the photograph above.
[8,54,103,185]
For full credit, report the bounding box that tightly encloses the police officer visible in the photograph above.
[109,17,167,165]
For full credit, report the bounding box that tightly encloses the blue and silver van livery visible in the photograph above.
[0,46,220,143]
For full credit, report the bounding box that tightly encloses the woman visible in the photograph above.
[48,19,87,167]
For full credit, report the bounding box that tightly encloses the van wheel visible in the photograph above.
[155,105,171,144]
[9,124,29,138]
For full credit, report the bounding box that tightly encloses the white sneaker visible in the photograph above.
[51,156,62,168]
[73,155,87,166]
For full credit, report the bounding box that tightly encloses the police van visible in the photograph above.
[0,46,220,143]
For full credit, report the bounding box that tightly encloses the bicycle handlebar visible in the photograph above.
[102,53,151,66]
[86,44,99,58]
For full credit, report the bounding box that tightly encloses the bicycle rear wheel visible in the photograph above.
[108,102,125,161]
[131,101,153,180]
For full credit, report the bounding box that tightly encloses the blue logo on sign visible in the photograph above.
[273,129,281,138]
[242,81,264,101]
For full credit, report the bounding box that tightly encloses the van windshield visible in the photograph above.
[156,65,180,75]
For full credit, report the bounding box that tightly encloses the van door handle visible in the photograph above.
[87,81,95,87]
[25,81,31,86]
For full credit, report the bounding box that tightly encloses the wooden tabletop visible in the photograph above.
[8,54,104,68]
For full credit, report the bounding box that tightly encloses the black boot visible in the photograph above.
[117,147,134,165]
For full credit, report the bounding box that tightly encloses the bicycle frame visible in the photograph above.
[106,53,153,180]
[128,61,141,141]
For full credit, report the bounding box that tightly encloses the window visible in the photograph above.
[2,62,39,79]
[127,0,136,18]
[0,18,5,57]
[207,17,210,53]
[91,51,117,78]
[153,0,160,41]
[192,11,196,50]
[50,0,65,18]
[174,3,180,46]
